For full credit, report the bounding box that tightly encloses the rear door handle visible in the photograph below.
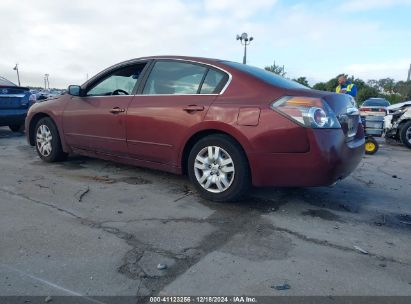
[110,107,125,114]
[183,105,204,112]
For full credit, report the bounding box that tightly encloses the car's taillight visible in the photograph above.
[360,107,370,111]
[271,96,341,129]
[29,93,37,105]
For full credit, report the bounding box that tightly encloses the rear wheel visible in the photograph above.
[35,117,67,162]
[9,124,23,132]
[188,134,250,202]
[399,121,411,149]
[365,137,379,155]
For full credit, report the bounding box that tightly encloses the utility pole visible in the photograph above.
[407,64,411,82]
[13,64,21,86]
[236,33,254,64]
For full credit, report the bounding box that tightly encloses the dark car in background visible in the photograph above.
[0,76,36,132]
[26,56,364,201]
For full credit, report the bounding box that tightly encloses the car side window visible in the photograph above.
[200,69,225,94]
[143,61,207,95]
[86,63,146,96]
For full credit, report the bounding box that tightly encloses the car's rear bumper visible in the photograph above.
[248,127,365,187]
[0,109,27,126]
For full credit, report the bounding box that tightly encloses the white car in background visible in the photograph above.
[360,98,390,116]
[384,101,411,149]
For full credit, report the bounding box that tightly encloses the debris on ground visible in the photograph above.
[374,214,386,226]
[157,263,167,270]
[354,245,369,254]
[271,283,291,291]
[74,186,90,202]
[44,296,52,303]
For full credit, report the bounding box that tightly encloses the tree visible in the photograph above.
[394,81,411,100]
[265,61,286,77]
[356,86,379,103]
[312,82,327,91]
[293,77,310,87]
[378,78,395,94]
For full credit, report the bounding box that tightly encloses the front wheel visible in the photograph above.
[399,121,411,149]
[35,117,67,162]
[188,134,250,202]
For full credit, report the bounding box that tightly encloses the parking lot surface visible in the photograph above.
[1,126,411,299]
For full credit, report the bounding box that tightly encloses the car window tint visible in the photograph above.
[87,63,146,96]
[363,99,390,107]
[200,69,225,94]
[221,60,308,90]
[143,61,207,95]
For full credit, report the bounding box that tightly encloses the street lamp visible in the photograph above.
[44,74,49,90]
[236,32,253,64]
[13,64,21,86]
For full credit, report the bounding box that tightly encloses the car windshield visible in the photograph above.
[362,99,390,107]
[221,61,308,90]
[0,76,16,86]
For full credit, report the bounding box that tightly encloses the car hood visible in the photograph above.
[386,101,411,110]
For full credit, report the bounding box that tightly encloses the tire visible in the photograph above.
[399,121,411,149]
[187,134,250,202]
[9,124,23,132]
[35,117,67,162]
[365,137,379,155]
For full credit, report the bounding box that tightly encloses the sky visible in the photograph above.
[1,0,410,88]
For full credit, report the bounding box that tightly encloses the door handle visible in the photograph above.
[109,107,125,114]
[183,105,204,112]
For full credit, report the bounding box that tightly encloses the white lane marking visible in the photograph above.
[0,264,106,304]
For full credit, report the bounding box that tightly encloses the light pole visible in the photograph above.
[13,64,21,86]
[44,74,49,90]
[236,32,253,64]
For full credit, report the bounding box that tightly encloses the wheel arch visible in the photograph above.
[28,113,70,153]
[180,128,251,176]
[28,113,51,146]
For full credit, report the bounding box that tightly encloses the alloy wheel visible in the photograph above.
[406,126,411,144]
[194,146,235,193]
[36,124,53,157]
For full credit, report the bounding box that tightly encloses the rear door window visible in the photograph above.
[143,61,207,95]
[200,69,226,94]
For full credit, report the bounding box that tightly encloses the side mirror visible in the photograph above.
[68,85,81,96]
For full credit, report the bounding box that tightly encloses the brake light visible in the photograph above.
[271,96,341,129]
[361,107,371,111]
[29,93,37,105]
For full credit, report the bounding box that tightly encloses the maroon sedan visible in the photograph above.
[26,56,364,201]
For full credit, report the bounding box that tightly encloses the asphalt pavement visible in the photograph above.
[1,127,411,301]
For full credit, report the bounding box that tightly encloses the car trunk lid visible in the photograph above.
[0,85,30,109]
[285,88,360,140]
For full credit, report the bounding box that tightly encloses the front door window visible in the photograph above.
[87,63,146,96]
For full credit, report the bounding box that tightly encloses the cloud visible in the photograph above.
[346,59,411,80]
[0,0,409,88]
[339,0,411,11]
[0,0,278,87]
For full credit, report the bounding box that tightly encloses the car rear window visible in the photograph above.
[362,99,390,107]
[0,76,16,86]
[221,61,308,90]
